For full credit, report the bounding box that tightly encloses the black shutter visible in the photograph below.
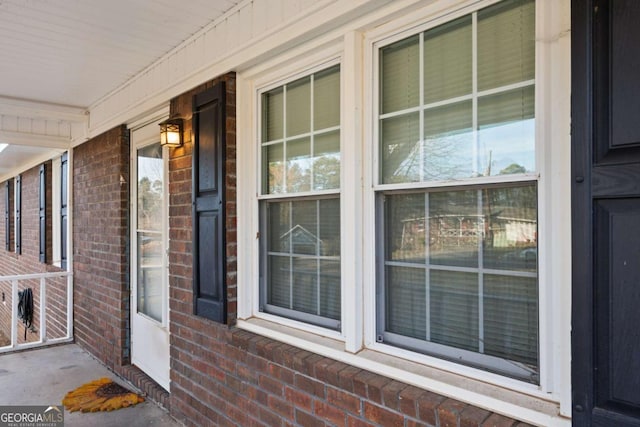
[192,81,227,323]
[39,164,46,263]
[15,175,21,255]
[60,153,68,269]
[4,181,9,251]
[572,1,640,425]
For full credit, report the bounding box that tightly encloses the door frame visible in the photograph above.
[130,112,171,391]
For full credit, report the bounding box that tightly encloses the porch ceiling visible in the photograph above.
[0,0,242,179]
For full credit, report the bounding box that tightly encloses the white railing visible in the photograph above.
[0,271,73,353]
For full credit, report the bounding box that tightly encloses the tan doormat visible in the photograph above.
[62,377,145,412]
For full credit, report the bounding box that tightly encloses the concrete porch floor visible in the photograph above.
[0,344,180,426]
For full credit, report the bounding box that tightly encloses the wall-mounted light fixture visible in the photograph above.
[159,118,183,147]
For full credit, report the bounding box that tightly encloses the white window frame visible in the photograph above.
[241,44,347,342]
[257,59,343,330]
[369,0,539,383]
[236,0,571,423]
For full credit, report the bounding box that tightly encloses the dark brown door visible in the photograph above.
[573,1,640,425]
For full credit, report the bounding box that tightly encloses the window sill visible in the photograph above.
[236,317,569,427]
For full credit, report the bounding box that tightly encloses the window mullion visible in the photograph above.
[283,85,288,192]
[472,11,479,177]
[424,193,431,342]
[419,34,425,182]
[477,189,485,354]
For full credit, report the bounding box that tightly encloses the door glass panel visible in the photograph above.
[137,143,164,322]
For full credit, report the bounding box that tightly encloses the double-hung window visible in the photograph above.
[375,0,538,382]
[259,64,342,330]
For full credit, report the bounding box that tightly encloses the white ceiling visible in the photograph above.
[0,0,242,178]
[0,0,242,107]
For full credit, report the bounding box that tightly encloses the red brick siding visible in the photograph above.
[0,163,64,346]
[165,73,526,427]
[72,125,130,370]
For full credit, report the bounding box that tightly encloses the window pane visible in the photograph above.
[268,201,289,253]
[484,275,538,368]
[262,143,284,194]
[377,0,538,380]
[380,112,420,183]
[137,232,163,322]
[268,255,290,308]
[292,257,318,314]
[319,198,340,256]
[423,101,474,180]
[381,35,420,114]
[430,270,479,352]
[286,137,311,193]
[290,199,318,255]
[386,266,426,339]
[319,260,341,320]
[386,193,426,263]
[313,131,340,191]
[429,190,479,268]
[424,16,472,103]
[286,76,311,137]
[262,198,341,326]
[477,0,535,91]
[137,143,163,232]
[262,87,284,142]
[478,86,535,176]
[314,66,340,129]
[260,65,341,329]
[483,185,537,271]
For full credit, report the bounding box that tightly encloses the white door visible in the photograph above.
[131,120,170,391]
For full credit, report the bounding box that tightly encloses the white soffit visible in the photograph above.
[0,0,241,179]
[0,0,242,108]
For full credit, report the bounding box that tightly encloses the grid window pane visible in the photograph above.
[263,198,341,327]
[268,255,290,308]
[380,183,538,380]
[262,143,284,194]
[381,35,420,114]
[386,193,426,263]
[286,138,311,193]
[314,66,340,129]
[424,16,472,103]
[378,0,535,185]
[261,66,341,196]
[319,260,341,320]
[478,86,535,175]
[386,266,426,339]
[423,101,474,180]
[484,275,538,367]
[430,270,479,352]
[477,0,535,91]
[482,185,537,271]
[286,76,311,137]
[262,88,284,142]
[429,190,479,268]
[292,257,318,314]
[318,198,340,256]
[260,65,341,328]
[313,131,340,191]
[380,113,420,183]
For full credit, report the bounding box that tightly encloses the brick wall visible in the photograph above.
[164,73,529,427]
[72,125,131,370]
[0,163,65,347]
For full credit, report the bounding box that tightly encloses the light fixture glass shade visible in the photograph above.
[159,118,183,147]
